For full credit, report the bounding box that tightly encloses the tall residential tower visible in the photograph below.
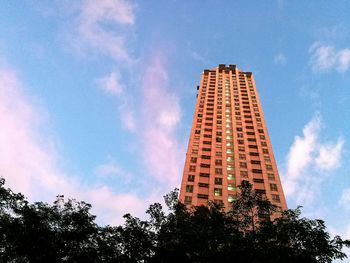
[179,64,287,210]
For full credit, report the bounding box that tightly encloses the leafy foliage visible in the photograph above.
[0,178,349,262]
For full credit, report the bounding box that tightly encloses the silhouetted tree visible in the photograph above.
[0,177,349,262]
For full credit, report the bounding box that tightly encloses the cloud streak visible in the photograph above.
[140,52,183,187]
[65,0,135,64]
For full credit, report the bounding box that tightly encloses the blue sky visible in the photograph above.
[0,0,350,255]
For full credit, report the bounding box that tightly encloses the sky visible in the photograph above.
[0,0,350,257]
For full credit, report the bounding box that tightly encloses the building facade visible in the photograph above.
[179,64,287,210]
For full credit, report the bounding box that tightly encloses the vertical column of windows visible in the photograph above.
[197,71,216,201]
[236,73,249,181]
[185,74,210,205]
[246,75,282,206]
[213,71,223,202]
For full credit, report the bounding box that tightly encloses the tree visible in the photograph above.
[0,177,349,262]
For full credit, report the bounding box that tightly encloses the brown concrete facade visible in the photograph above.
[179,64,287,211]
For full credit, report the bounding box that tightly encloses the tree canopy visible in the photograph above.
[0,177,349,262]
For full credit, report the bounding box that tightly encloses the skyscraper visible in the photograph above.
[179,64,287,211]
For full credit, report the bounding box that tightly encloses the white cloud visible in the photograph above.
[283,115,320,196]
[310,42,350,73]
[0,65,158,225]
[315,139,344,170]
[64,0,135,63]
[274,53,287,65]
[283,114,344,204]
[97,71,124,96]
[337,49,350,72]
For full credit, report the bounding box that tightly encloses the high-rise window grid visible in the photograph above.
[180,65,287,211]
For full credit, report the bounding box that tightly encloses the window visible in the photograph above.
[184,196,192,205]
[227,149,233,154]
[202,148,211,152]
[240,171,248,178]
[240,162,247,168]
[263,148,269,154]
[270,184,278,191]
[238,139,244,144]
[201,163,210,168]
[215,168,223,175]
[253,178,264,183]
[215,159,222,165]
[192,149,198,154]
[227,156,234,162]
[195,129,200,134]
[200,173,210,177]
[228,184,236,191]
[239,154,246,160]
[268,173,275,180]
[252,169,262,174]
[215,178,223,185]
[238,146,245,152]
[214,188,222,196]
[188,174,195,182]
[198,194,208,199]
[189,166,196,172]
[227,173,235,180]
[186,185,193,193]
[199,182,209,188]
[251,160,261,165]
[216,152,222,157]
[190,157,197,163]
[272,194,280,202]
[266,165,273,170]
[228,195,236,202]
[227,165,234,171]
[249,152,259,156]
[248,145,258,149]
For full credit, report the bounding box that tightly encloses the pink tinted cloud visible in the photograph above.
[140,52,183,186]
[0,66,156,225]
